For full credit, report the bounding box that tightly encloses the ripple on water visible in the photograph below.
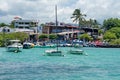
[0,62,107,80]
[0,47,120,80]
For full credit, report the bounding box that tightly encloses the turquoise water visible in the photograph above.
[0,47,120,80]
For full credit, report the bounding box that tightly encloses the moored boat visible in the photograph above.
[6,40,23,52]
[44,5,63,56]
[68,49,83,54]
[68,49,87,55]
[45,49,63,56]
[23,42,34,49]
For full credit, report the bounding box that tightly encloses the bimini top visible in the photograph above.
[9,40,21,42]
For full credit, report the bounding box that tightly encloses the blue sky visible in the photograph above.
[0,0,120,24]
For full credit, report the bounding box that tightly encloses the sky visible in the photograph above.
[0,0,120,25]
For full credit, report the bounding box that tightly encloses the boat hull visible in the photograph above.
[68,50,84,55]
[34,45,56,48]
[7,47,22,52]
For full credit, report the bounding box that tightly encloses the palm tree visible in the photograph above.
[89,19,99,28]
[71,9,86,29]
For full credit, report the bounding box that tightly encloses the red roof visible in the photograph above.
[14,16,22,19]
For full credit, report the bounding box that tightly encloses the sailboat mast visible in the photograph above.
[55,5,57,27]
[55,5,58,51]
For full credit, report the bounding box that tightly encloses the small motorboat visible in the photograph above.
[6,40,23,52]
[68,49,87,55]
[44,6,63,56]
[45,50,64,56]
[23,42,34,49]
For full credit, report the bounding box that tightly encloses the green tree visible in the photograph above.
[15,32,29,42]
[98,29,104,36]
[39,34,48,41]
[5,32,29,42]
[92,19,100,28]
[0,23,8,27]
[9,21,14,28]
[83,19,100,30]
[103,18,120,30]
[49,34,57,39]
[108,27,120,39]
[103,31,117,41]
[71,9,86,29]
[0,34,4,46]
[0,32,29,47]
[109,39,120,45]
[78,33,93,42]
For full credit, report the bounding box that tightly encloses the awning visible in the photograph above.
[57,30,80,35]
[14,29,34,32]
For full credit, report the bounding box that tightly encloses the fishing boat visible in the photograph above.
[68,49,84,55]
[44,5,63,56]
[45,49,63,56]
[67,28,86,55]
[6,40,23,52]
[23,42,34,49]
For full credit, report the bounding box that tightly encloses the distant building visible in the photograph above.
[43,22,78,33]
[42,22,99,40]
[12,17,38,29]
[8,17,40,42]
[37,26,43,33]
[42,22,80,40]
[0,26,13,33]
[81,27,99,39]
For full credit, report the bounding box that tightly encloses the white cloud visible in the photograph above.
[0,0,120,24]
[0,2,9,11]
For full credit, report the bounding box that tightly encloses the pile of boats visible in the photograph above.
[6,39,87,56]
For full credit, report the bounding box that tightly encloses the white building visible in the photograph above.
[13,17,38,29]
[0,26,13,33]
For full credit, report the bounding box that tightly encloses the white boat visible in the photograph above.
[44,5,63,56]
[6,40,23,52]
[67,29,86,55]
[68,49,84,54]
[68,48,88,55]
[45,50,63,56]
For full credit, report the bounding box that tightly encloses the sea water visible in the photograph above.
[0,47,120,80]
